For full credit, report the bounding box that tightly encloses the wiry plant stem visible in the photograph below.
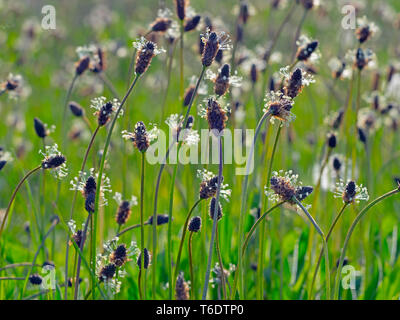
[0,165,42,241]
[215,225,227,299]
[334,186,400,300]
[188,232,195,300]
[92,73,141,299]
[294,197,331,300]
[139,152,145,300]
[231,111,271,299]
[309,203,348,299]
[202,135,223,300]
[64,124,100,299]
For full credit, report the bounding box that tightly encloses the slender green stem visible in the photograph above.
[242,202,284,256]
[139,152,145,300]
[173,199,203,286]
[188,232,195,300]
[231,111,271,299]
[161,41,177,121]
[258,123,282,299]
[294,197,331,300]
[202,136,223,300]
[352,69,362,179]
[179,20,184,101]
[92,73,141,299]
[167,164,178,299]
[309,203,348,299]
[74,213,91,300]
[62,74,78,147]
[334,186,400,300]
[20,218,58,299]
[215,225,226,299]
[64,124,100,299]
[260,1,296,106]
[290,8,308,62]
[0,165,41,240]
[138,270,143,300]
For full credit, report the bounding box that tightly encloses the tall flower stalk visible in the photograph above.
[334,184,400,299]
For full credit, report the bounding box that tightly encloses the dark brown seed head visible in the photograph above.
[133,121,150,153]
[116,200,131,225]
[5,79,19,90]
[357,127,367,144]
[188,216,202,232]
[333,157,342,171]
[266,99,294,123]
[151,17,172,33]
[199,175,222,199]
[327,133,337,148]
[175,272,190,300]
[342,181,356,203]
[97,101,114,126]
[71,230,83,248]
[183,85,195,107]
[135,41,156,75]
[206,98,227,133]
[333,61,346,79]
[355,48,367,70]
[99,263,116,282]
[29,274,43,285]
[137,248,150,270]
[202,32,220,67]
[296,41,318,61]
[69,101,84,117]
[42,155,66,169]
[215,49,223,64]
[295,186,314,201]
[239,1,250,24]
[85,192,96,213]
[0,160,6,171]
[332,109,344,130]
[83,176,96,198]
[300,0,314,10]
[75,56,90,76]
[209,197,223,221]
[356,25,372,43]
[175,0,187,20]
[90,47,106,73]
[284,68,303,99]
[185,115,194,129]
[34,117,47,138]
[214,64,230,96]
[147,214,169,226]
[270,176,296,203]
[110,244,128,267]
[250,64,258,83]
[184,15,201,32]
[198,34,205,55]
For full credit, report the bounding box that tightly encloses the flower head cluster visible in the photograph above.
[210,263,236,288]
[334,180,369,204]
[90,96,121,126]
[355,16,379,44]
[197,169,231,201]
[122,122,159,153]
[133,37,165,75]
[295,35,320,63]
[40,144,68,179]
[263,91,295,126]
[113,192,137,225]
[205,64,242,96]
[70,168,111,207]
[1,73,26,99]
[165,114,200,145]
[175,272,190,300]
[201,29,232,67]
[96,237,137,295]
[265,170,313,209]
[346,48,376,71]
